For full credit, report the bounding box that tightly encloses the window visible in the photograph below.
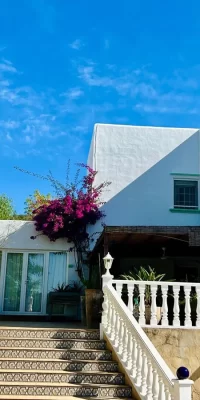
[174,180,198,209]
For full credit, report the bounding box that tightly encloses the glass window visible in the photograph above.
[47,252,67,314]
[4,253,23,312]
[174,180,198,209]
[25,253,44,313]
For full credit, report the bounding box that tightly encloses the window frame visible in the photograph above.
[173,178,199,210]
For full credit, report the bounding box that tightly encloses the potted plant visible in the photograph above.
[121,266,170,324]
[48,281,83,319]
[81,265,102,329]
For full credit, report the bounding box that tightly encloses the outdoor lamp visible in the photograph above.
[103,252,114,275]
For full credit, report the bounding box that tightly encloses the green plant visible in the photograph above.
[53,281,83,293]
[121,266,166,282]
[121,266,169,306]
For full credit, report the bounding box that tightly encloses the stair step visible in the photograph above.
[0,397,133,400]
[0,358,119,372]
[0,338,106,350]
[0,382,132,397]
[0,348,112,361]
[0,370,125,385]
[0,328,100,340]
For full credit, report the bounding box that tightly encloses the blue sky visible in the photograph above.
[1,0,200,212]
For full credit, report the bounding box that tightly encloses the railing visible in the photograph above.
[101,253,193,400]
[112,280,200,328]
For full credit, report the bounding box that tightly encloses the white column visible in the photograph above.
[196,287,200,327]
[184,286,192,327]
[116,282,123,298]
[127,283,134,314]
[146,358,153,400]
[136,341,142,387]
[131,335,137,379]
[161,285,169,326]
[173,286,180,327]
[172,379,193,400]
[100,255,114,339]
[150,284,158,326]
[140,349,148,396]
[138,283,146,325]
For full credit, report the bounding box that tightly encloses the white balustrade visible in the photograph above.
[111,279,200,328]
[101,253,193,400]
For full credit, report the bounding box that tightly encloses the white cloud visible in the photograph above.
[0,61,18,73]
[6,133,12,141]
[69,39,84,50]
[0,120,20,129]
[25,135,32,143]
[61,87,84,100]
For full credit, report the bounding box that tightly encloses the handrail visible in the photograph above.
[112,279,200,328]
[101,283,193,400]
[112,279,200,288]
[101,252,193,399]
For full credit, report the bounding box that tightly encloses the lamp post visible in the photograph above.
[102,252,114,287]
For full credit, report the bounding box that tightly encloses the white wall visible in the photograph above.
[0,220,78,283]
[87,124,200,242]
[88,124,198,202]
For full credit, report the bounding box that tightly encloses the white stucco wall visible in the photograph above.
[88,124,198,202]
[0,220,78,282]
[87,124,200,239]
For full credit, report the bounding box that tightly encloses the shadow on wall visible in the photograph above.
[97,130,200,227]
[190,367,200,382]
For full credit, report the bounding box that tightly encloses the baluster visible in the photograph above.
[150,284,158,326]
[127,329,133,371]
[101,289,108,330]
[140,349,148,396]
[184,286,192,327]
[122,324,128,363]
[173,285,180,327]
[110,304,116,341]
[146,358,153,399]
[114,311,119,348]
[106,299,112,334]
[161,285,169,326]
[127,283,134,314]
[118,316,124,355]
[158,379,165,400]
[131,335,137,378]
[135,341,142,387]
[164,387,172,400]
[152,365,159,400]
[139,283,146,325]
[196,287,200,327]
[116,283,123,299]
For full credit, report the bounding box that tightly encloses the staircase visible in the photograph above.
[0,327,134,399]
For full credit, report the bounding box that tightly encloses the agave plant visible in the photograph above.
[121,266,166,282]
[121,266,167,305]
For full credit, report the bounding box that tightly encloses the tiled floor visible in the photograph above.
[0,321,85,329]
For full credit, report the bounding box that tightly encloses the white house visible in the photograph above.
[0,220,77,316]
[88,124,200,280]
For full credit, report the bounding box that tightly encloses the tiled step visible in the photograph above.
[0,397,133,400]
[0,328,100,340]
[0,382,132,397]
[0,348,112,361]
[0,370,125,385]
[0,358,119,372]
[0,338,106,350]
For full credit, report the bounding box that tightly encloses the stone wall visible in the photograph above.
[144,328,200,400]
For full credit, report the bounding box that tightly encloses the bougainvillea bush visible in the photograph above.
[32,164,108,244]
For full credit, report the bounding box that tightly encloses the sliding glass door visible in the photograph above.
[3,253,23,312]
[25,254,44,312]
[3,252,45,314]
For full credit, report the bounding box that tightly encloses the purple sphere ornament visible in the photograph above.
[176,367,189,380]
